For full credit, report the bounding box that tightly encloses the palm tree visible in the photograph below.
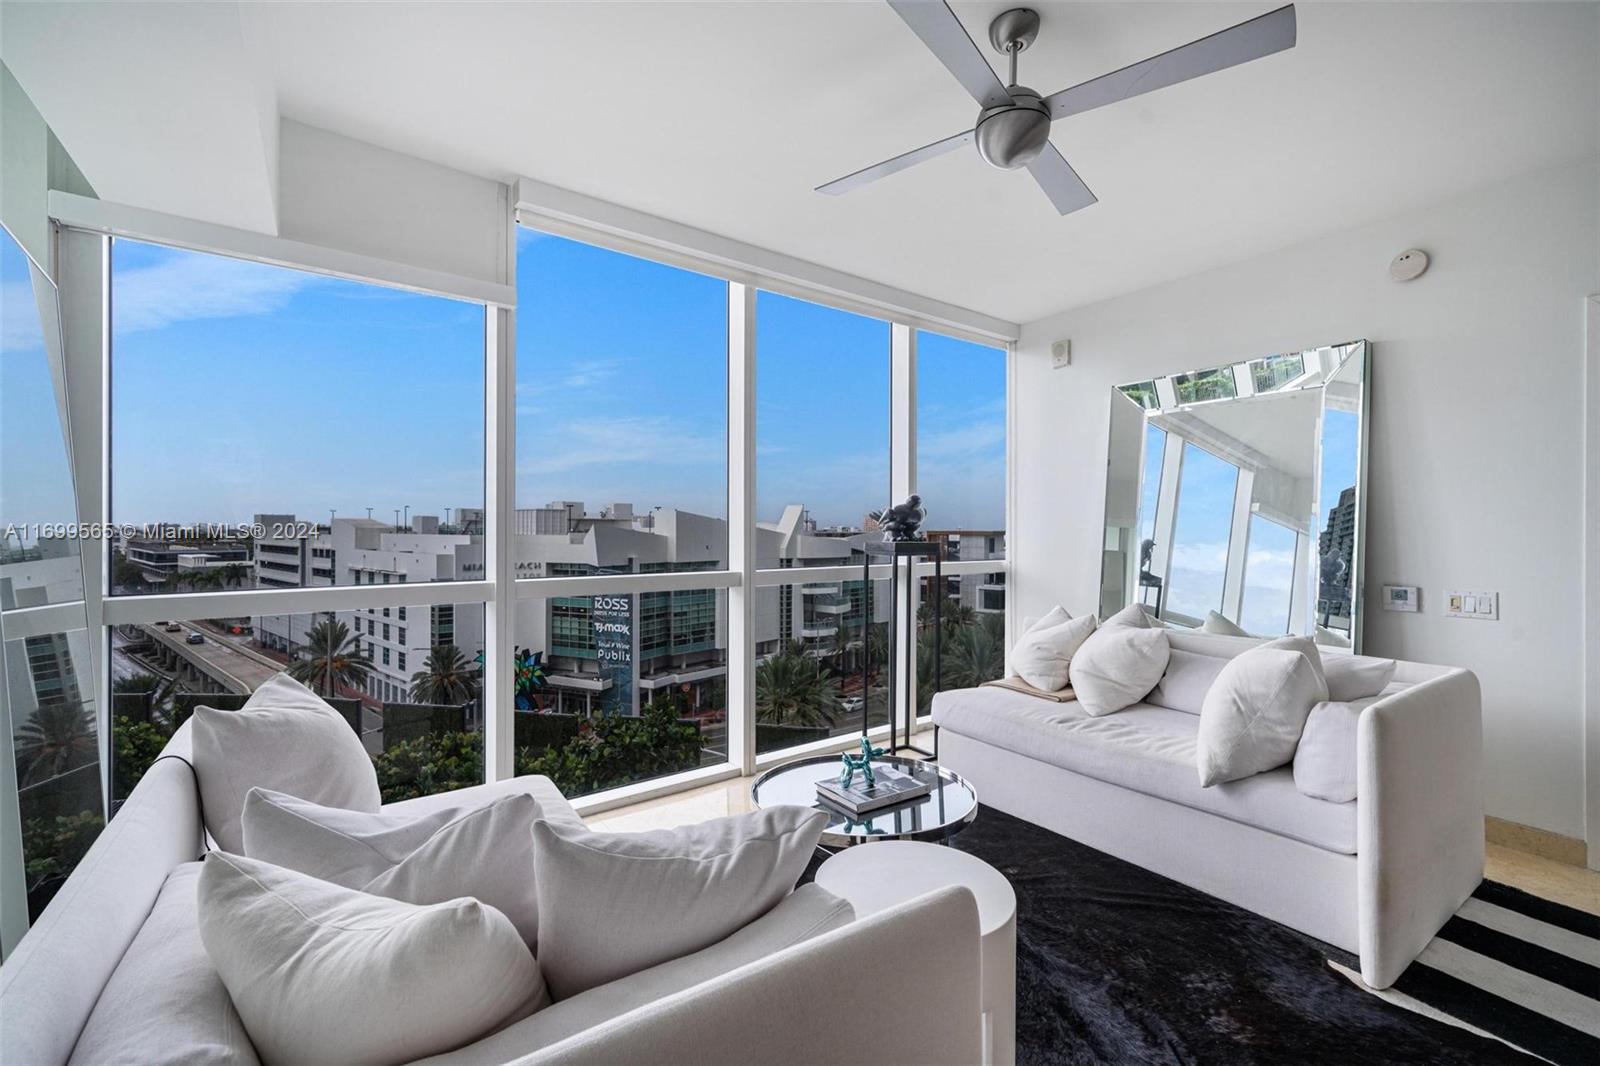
[286,619,372,697]
[755,642,840,728]
[15,700,98,786]
[920,613,1006,711]
[217,562,253,588]
[409,644,481,705]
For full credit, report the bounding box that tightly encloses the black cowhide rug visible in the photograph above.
[820,807,1540,1065]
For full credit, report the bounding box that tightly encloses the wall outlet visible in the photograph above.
[1051,339,1071,368]
[1443,589,1498,619]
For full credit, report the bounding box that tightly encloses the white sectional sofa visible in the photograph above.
[0,723,985,1066]
[932,630,1483,989]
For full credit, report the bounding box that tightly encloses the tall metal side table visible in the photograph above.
[860,538,942,758]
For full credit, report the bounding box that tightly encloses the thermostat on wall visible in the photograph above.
[1382,585,1419,612]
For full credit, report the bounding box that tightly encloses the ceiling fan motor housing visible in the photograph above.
[975,87,1051,170]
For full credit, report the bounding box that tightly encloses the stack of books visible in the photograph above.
[815,765,932,816]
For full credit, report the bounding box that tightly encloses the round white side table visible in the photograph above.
[815,841,1017,1066]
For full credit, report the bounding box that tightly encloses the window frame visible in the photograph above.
[36,191,1014,831]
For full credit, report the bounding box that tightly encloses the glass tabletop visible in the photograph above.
[751,754,978,847]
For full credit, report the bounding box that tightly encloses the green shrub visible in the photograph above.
[23,810,105,889]
[112,717,172,801]
[370,700,701,803]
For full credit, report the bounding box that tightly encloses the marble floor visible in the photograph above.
[586,732,1599,917]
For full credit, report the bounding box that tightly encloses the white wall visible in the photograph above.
[1013,158,1600,839]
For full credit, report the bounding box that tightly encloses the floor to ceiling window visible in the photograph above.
[513,230,733,794]
[915,331,1007,705]
[103,238,491,802]
[753,293,891,749]
[5,204,1010,943]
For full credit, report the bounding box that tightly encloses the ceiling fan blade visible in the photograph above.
[1043,4,1296,121]
[816,128,974,196]
[887,0,1012,111]
[1026,143,1098,215]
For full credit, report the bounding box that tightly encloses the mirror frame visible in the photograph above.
[1099,340,1370,651]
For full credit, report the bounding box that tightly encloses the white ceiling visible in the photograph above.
[6,2,1597,323]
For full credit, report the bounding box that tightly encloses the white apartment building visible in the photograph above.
[251,502,891,713]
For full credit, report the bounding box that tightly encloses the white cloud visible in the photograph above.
[112,251,320,335]
[518,414,723,478]
[516,359,626,409]
[917,418,1005,461]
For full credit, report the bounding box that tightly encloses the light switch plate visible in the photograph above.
[1443,589,1498,619]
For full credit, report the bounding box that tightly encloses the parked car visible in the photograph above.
[185,632,205,645]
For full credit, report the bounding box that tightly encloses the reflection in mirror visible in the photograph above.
[1100,342,1369,650]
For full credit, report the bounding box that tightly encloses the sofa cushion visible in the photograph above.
[1197,646,1328,787]
[411,885,854,1065]
[532,806,827,1000]
[198,851,546,1066]
[69,862,259,1066]
[193,673,380,852]
[932,686,1355,852]
[1069,625,1170,716]
[242,788,542,946]
[1009,612,1096,692]
[1294,697,1382,802]
[1324,654,1398,702]
[1145,649,1228,715]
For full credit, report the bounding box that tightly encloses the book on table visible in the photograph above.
[815,766,933,815]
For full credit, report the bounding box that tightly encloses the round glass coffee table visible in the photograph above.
[750,754,978,848]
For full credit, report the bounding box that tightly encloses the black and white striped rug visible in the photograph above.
[1332,880,1599,1065]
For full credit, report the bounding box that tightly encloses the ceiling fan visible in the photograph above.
[817,2,1297,214]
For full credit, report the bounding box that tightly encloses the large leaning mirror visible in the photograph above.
[1099,341,1369,651]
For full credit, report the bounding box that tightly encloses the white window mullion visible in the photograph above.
[1221,468,1255,621]
[484,305,516,782]
[726,283,757,775]
[890,323,916,739]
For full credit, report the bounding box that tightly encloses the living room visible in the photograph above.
[1,3,1596,1064]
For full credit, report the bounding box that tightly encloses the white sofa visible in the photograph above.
[932,630,1483,989]
[0,723,985,1065]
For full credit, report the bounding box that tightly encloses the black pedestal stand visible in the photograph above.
[860,538,942,759]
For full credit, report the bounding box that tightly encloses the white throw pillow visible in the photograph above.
[1009,613,1096,692]
[1293,698,1381,802]
[1323,654,1398,702]
[1146,649,1228,715]
[1201,610,1252,637]
[193,673,380,852]
[1196,646,1329,786]
[1259,635,1327,692]
[198,851,546,1066]
[1068,626,1170,717]
[70,863,260,1066]
[531,806,827,1000]
[1103,603,1156,629]
[1009,606,1070,676]
[241,788,542,946]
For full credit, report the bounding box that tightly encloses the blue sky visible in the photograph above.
[109,238,484,526]
[11,229,1004,536]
